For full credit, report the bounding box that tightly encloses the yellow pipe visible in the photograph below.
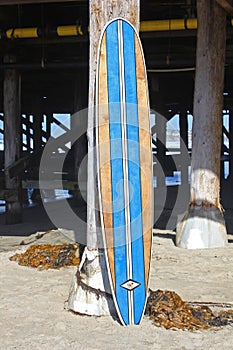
[4,18,200,40]
[140,19,186,32]
[57,25,82,37]
[140,18,198,32]
[6,27,38,39]
[186,18,197,30]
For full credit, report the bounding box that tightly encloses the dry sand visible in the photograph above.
[0,227,233,350]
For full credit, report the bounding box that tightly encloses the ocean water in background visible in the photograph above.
[153,171,182,188]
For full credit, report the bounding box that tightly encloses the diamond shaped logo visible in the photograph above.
[121,279,141,291]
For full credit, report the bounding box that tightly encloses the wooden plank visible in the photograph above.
[4,55,22,224]
[7,150,42,178]
[135,33,153,290]
[215,0,233,16]
[98,33,115,290]
[8,155,31,178]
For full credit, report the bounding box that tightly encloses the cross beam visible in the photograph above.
[215,0,233,15]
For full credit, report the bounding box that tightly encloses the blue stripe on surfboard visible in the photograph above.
[122,20,146,325]
[106,20,129,325]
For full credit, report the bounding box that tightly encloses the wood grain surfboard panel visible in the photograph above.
[96,18,153,326]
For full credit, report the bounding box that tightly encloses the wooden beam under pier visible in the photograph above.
[4,55,22,224]
[215,0,233,16]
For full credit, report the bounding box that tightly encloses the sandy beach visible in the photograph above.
[1,220,233,350]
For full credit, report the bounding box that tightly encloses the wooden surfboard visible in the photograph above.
[96,18,153,325]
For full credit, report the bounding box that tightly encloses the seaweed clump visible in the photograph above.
[10,243,80,270]
[146,289,233,331]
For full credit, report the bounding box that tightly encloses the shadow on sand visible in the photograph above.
[0,197,87,238]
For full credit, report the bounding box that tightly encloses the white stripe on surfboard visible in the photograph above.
[118,19,134,325]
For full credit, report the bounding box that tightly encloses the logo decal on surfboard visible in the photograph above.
[121,280,141,291]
